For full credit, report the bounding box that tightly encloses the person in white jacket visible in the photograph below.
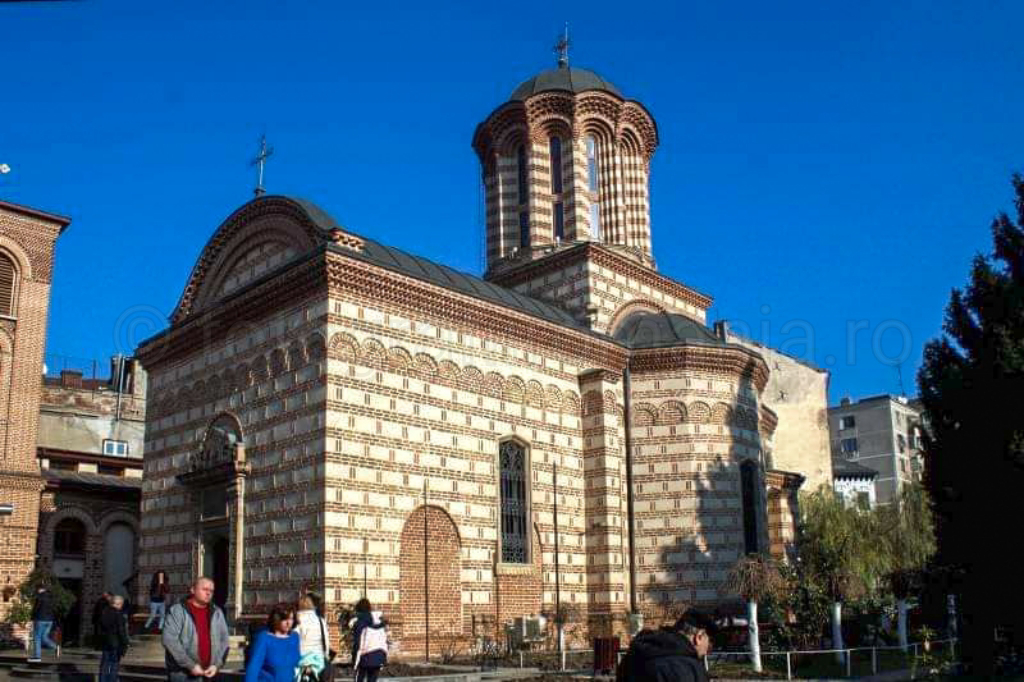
[294,596,331,680]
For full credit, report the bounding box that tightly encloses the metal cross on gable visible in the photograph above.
[250,134,274,197]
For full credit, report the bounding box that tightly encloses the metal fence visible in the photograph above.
[706,638,958,680]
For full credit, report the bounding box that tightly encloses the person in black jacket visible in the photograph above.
[91,592,112,648]
[98,595,130,682]
[28,584,59,663]
[617,609,717,682]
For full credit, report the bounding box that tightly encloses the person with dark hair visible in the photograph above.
[616,609,716,682]
[146,570,171,631]
[91,592,112,649]
[28,583,59,663]
[98,595,130,682]
[347,599,387,682]
[245,604,300,682]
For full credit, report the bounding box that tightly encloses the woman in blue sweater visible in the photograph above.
[246,604,301,682]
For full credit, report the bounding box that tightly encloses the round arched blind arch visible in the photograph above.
[0,253,16,317]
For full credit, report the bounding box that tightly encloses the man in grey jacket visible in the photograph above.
[162,577,230,680]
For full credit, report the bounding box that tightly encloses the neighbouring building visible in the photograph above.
[721,330,831,493]
[831,458,877,510]
[35,358,145,645]
[828,394,924,505]
[134,54,808,651]
[0,199,70,634]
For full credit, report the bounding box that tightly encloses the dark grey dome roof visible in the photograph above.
[613,310,724,349]
[510,66,621,101]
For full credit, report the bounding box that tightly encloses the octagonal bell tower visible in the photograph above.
[473,56,659,280]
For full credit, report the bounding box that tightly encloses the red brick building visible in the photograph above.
[0,200,70,635]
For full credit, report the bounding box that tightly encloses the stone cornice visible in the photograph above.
[487,242,712,312]
[578,369,622,385]
[765,469,805,491]
[473,91,658,162]
[628,344,769,391]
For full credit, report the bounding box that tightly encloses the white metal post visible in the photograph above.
[871,647,877,674]
[846,649,852,677]
[786,652,792,680]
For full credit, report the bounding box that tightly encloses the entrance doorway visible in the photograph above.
[202,527,230,609]
[57,578,83,646]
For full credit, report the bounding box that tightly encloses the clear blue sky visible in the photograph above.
[3,0,1022,404]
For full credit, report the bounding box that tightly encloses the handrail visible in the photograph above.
[709,637,957,657]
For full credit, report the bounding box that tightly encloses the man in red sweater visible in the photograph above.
[162,578,230,681]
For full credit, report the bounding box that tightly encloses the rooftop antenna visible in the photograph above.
[250,134,274,197]
[896,362,907,398]
[554,23,570,68]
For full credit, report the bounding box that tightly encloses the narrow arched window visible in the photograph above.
[0,254,16,318]
[549,136,563,194]
[586,136,601,240]
[516,145,530,249]
[550,137,565,242]
[741,460,759,554]
[517,144,529,205]
[499,440,529,563]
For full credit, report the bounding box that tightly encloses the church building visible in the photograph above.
[135,56,804,649]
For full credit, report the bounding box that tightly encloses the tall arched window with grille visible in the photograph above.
[0,253,16,318]
[516,144,530,249]
[499,439,529,563]
[549,136,565,242]
[585,135,601,241]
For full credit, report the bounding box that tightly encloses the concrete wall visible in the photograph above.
[727,333,832,492]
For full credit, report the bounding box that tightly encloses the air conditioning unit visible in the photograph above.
[506,614,546,650]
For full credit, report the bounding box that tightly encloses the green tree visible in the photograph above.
[878,484,937,651]
[797,488,888,662]
[4,564,75,627]
[917,175,1024,675]
[726,553,785,673]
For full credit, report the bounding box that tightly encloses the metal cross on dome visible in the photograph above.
[250,134,274,197]
[554,23,570,68]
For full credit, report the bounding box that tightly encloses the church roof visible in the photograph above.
[612,309,725,349]
[340,234,593,333]
[510,66,622,101]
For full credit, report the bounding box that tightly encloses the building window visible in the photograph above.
[103,439,129,457]
[840,438,859,458]
[47,459,77,472]
[586,135,601,240]
[0,254,16,318]
[98,464,125,477]
[519,212,530,250]
[856,491,871,510]
[54,518,87,556]
[517,144,529,205]
[740,460,759,554]
[549,136,563,194]
[553,202,564,241]
[839,416,856,430]
[499,440,529,563]
[897,433,906,453]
